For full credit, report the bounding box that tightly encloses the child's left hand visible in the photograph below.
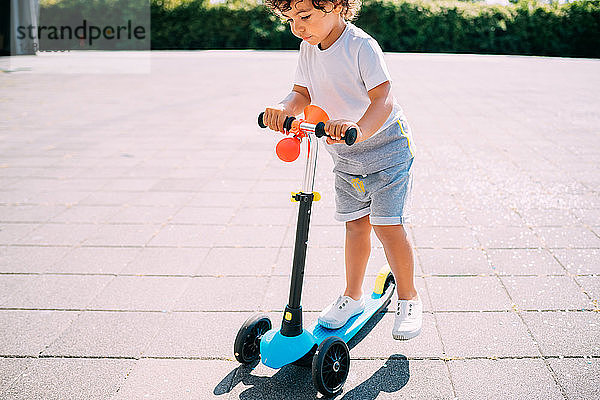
[324,120,362,145]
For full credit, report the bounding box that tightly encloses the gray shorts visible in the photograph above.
[334,158,414,225]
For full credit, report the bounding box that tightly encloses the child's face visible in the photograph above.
[281,0,345,49]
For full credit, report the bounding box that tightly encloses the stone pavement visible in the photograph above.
[0,51,599,399]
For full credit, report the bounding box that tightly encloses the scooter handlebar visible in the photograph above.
[315,122,357,146]
[258,112,356,146]
[258,112,296,132]
[258,112,267,128]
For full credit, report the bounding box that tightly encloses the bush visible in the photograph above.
[41,0,600,57]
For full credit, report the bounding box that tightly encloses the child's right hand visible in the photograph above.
[262,105,293,134]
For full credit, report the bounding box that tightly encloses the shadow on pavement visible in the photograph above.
[215,305,410,399]
[341,355,410,400]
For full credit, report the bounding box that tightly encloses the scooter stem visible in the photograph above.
[301,124,318,193]
[280,124,319,337]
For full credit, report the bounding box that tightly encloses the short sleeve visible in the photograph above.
[358,38,392,91]
[294,41,309,88]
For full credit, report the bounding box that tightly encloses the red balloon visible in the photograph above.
[276,137,301,162]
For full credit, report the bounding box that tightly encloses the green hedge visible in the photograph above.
[41,0,600,57]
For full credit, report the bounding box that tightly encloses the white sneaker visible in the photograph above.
[318,295,365,329]
[392,297,422,340]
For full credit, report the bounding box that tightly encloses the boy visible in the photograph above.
[261,0,421,340]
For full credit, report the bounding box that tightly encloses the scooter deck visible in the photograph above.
[307,283,396,345]
[259,266,396,369]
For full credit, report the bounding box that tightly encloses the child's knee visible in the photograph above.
[373,224,408,244]
[345,215,371,236]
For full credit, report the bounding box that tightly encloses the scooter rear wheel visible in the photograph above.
[312,336,350,397]
[234,313,272,364]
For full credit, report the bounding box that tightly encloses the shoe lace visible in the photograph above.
[338,297,349,309]
[397,301,414,316]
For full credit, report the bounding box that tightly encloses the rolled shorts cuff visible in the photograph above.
[334,207,371,223]
[369,215,413,226]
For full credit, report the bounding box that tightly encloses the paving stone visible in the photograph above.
[187,192,245,208]
[0,310,78,356]
[448,359,563,399]
[84,224,161,247]
[310,204,342,226]
[204,180,256,193]
[572,208,600,226]
[213,225,289,248]
[0,275,35,307]
[0,246,70,273]
[227,359,318,400]
[43,311,166,358]
[0,223,41,245]
[410,207,470,227]
[412,191,459,210]
[229,357,453,400]
[473,226,543,248]
[78,191,141,206]
[463,206,525,227]
[574,275,600,302]
[113,359,237,400]
[123,247,209,275]
[426,276,513,311]
[533,226,600,249]
[501,276,592,310]
[3,358,135,400]
[0,204,67,223]
[170,206,237,225]
[237,191,298,210]
[411,227,478,248]
[148,224,225,247]
[522,311,600,356]
[547,357,600,400]
[48,246,141,274]
[3,275,112,310]
[17,223,98,246]
[144,311,252,358]
[436,311,539,358]
[551,248,600,275]
[105,205,180,224]
[518,207,582,227]
[418,248,490,275]
[50,205,121,223]
[88,276,191,311]
[347,312,444,359]
[0,357,33,392]
[228,207,294,226]
[199,247,278,275]
[486,248,565,275]
[342,359,454,399]
[128,192,195,207]
[174,276,270,312]
[281,224,346,249]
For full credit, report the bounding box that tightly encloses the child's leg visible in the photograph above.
[343,214,372,301]
[372,224,417,300]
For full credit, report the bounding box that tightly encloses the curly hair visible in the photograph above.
[264,0,361,22]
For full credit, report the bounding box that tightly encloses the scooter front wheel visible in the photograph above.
[312,336,350,397]
[234,313,272,364]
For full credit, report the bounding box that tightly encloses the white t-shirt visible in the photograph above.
[293,22,413,174]
[294,22,404,133]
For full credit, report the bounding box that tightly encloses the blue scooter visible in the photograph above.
[234,106,396,397]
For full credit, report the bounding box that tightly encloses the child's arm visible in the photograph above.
[324,81,394,144]
[263,85,311,133]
